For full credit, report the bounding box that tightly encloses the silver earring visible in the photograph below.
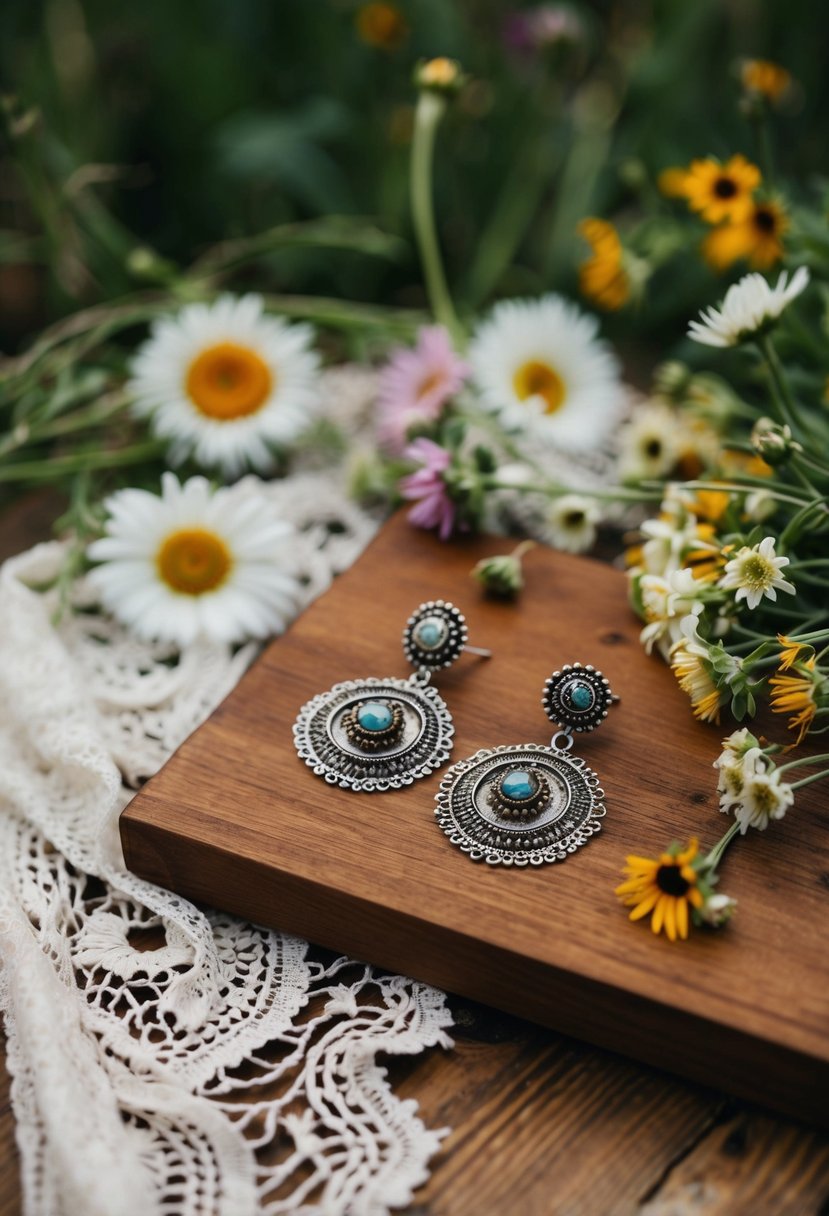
[435,663,618,866]
[293,601,490,792]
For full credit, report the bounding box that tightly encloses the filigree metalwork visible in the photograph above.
[435,742,606,866]
[294,675,454,792]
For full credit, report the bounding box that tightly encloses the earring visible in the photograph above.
[435,663,618,866]
[293,601,490,792]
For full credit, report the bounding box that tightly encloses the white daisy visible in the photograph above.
[467,294,625,449]
[719,536,795,609]
[731,764,794,833]
[87,473,301,647]
[687,266,810,348]
[540,494,601,553]
[639,568,703,657]
[129,294,321,477]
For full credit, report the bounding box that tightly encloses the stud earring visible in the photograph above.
[293,601,490,792]
[435,662,618,866]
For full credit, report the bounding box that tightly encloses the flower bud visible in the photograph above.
[471,540,535,599]
[750,417,801,466]
[414,57,465,95]
[697,892,737,927]
[653,360,691,401]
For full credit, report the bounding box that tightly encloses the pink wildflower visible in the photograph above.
[376,326,469,453]
[399,438,457,540]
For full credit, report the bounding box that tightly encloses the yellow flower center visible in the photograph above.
[739,552,775,590]
[185,342,273,420]
[513,360,566,414]
[156,528,232,595]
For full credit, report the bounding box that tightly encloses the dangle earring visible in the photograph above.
[435,663,618,866]
[293,601,490,792]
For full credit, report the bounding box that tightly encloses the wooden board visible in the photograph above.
[121,512,829,1127]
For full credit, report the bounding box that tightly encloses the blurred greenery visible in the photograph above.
[1,0,826,354]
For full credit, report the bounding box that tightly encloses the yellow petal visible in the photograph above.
[676,897,689,940]
[624,855,659,870]
[689,888,704,909]
[651,895,666,936]
[628,889,661,921]
[664,898,678,942]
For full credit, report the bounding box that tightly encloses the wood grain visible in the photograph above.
[1,496,829,1214]
[121,513,829,1127]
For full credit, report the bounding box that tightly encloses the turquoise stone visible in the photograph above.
[357,701,393,732]
[500,769,537,802]
[415,618,445,650]
[568,682,593,711]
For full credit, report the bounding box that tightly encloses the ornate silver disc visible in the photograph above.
[293,675,454,792]
[435,743,606,866]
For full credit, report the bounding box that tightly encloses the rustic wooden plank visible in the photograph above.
[2,499,828,1216]
[639,1111,829,1216]
[122,512,829,1126]
[391,1000,723,1216]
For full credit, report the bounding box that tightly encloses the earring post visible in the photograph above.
[463,644,492,658]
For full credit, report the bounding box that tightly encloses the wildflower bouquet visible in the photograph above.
[3,43,827,945]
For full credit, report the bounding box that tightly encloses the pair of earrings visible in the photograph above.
[292,601,617,866]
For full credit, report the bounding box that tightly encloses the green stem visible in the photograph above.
[791,768,829,791]
[756,334,807,435]
[489,479,663,503]
[779,498,829,550]
[679,480,811,508]
[410,92,463,346]
[0,441,165,484]
[704,819,742,873]
[778,752,829,776]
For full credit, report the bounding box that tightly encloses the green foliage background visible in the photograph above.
[1,0,826,353]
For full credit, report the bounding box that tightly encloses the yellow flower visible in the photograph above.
[577,218,630,311]
[355,2,408,50]
[776,634,814,671]
[683,522,726,583]
[702,199,788,271]
[671,638,723,723]
[658,167,690,198]
[741,59,792,103]
[615,839,704,942]
[769,658,818,744]
[682,155,761,224]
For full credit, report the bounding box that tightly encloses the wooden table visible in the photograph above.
[2,496,828,1216]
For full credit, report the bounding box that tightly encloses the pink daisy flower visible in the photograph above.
[399,438,457,541]
[376,326,469,453]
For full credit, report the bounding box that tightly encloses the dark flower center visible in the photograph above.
[645,438,663,458]
[713,176,738,199]
[655,863,691,897]
[753,207,777,234]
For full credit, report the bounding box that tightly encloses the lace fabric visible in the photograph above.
[0,470,453,1216]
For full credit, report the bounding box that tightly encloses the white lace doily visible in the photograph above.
[0,465,454,1216]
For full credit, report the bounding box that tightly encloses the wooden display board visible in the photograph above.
[121,513,829,1126]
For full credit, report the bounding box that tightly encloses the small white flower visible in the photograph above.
[539,494,601,554]
[639,569,703,657]
[713,740,764,813]
[129,294,321,477]
[617,401,681,482]
[732,765,794,833]
[719,536,795,609]
[468,294,625,450]
[87,473,301,647]
[687,266,810,348]
[698,892,737,927]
